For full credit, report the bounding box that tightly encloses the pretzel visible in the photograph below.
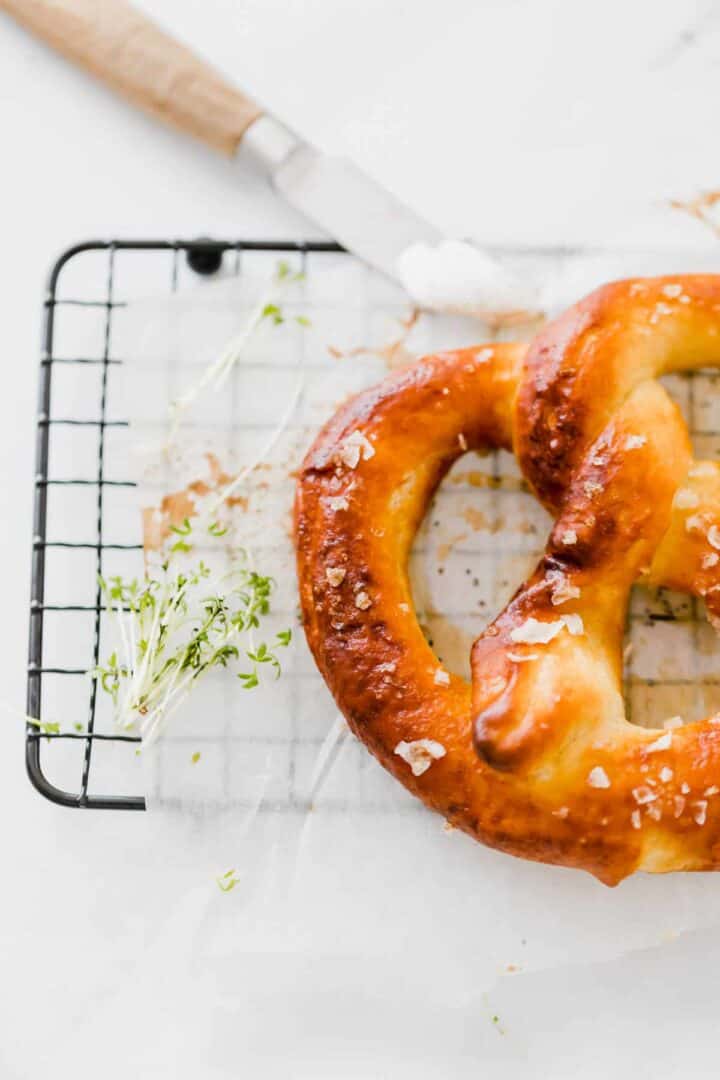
[295,276,720,884]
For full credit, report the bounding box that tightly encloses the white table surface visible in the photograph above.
[2,1,720,1076]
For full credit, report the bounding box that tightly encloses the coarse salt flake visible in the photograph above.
[646,732,672,753]
[583,481,603,497]
[673,795,686,818]
[631,809,642,829]
[709,525,720,550]
[325,567,346,587]
[625,434,647,450]
[547,569,581,606]
[354,591,372,610]
[458,433,468,451]
[659,766,674,783]
[686,513,705,533]
[562,613,584,636]
[377,661,397,674]
[507,652,539,663]
[703,552,720,569]
[561,530,577,545]
[433,668,450,686]
[394,738,446,777]
[552,806,569,819]
[632,785,657,805]
[664,716,684,730]
[510,617,564,645]
[337,430,376,469]
[662,283,683,298]
[693,800,708,826]
[327,495,349,512]
[681,781,690,794]
[475,348,494,364]
[690,462,717,478]
[587,765,611,789]
[705,785,719,796]
[673,488,700,510]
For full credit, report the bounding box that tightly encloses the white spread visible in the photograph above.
[395,240,540,322]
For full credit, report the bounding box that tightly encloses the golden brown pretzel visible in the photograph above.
[295,276,720,884]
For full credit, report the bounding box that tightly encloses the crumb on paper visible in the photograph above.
[436,533,468,562]
[394,738,446,776]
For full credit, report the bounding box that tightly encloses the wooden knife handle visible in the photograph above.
[0,0,263,155]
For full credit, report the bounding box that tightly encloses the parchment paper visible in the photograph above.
[60,246,720,1012]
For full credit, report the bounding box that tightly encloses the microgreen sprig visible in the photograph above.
[167,259,310,441]
[92,518,291,744]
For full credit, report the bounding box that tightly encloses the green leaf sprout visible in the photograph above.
[92,517,292,744]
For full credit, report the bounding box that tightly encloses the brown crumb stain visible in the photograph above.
[670,190,720,239]
[327,308,420,370]
[451,470,527,492]
[142,451,248,553]
[436,532,468,562]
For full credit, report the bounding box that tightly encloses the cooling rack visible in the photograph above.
[27,238,720,811]
[26,239,340,810]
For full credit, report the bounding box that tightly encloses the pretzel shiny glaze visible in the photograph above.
[295,276,720,884]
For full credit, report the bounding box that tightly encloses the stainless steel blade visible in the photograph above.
[242,116,441,282]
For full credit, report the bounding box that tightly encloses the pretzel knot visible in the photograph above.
[295,276,720,884]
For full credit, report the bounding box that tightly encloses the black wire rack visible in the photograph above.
[26,238,341,811]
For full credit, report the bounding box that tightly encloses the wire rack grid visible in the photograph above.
[27,238,720,812]
[26,239,344,811]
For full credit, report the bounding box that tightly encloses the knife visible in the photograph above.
[0,0,537,319]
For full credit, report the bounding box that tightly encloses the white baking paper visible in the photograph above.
[46,244,720,1025]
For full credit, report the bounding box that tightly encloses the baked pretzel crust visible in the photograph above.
[295,277,720,884]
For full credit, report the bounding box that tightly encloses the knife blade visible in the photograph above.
[243,117,442,281]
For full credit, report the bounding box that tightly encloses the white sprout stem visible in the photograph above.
[206,370,305,518]
[166,274,291,444]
